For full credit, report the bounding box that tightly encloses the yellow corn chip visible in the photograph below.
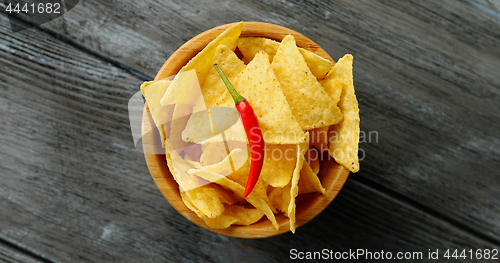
[327,54,360,173]
[160,22,243,106]
[287,141,309,233]
[197,142,297,189]
[227,168,277,214]
[200,141,231,166]
[160,69,202,107]
[188,169,279,230]
[181,108,212,144]
[186,50,308,145]
[203,204,265,229]
[232,51,307,144]
[268,184,291,214]
[266,141,309,232]
[170,103,197,154]
[181,192,264,229]
[190,147,275,213]
[237,37,333,79]
[272,35,342,130]
[182,45,247,145]
[184,143,203,164]
[238,37,279,62]
[208,107,246,142]
[166,139,227,219]
[261,144,297,188]
[184,183,239,219]
[194,50,308,145]
[298,161,325,195]
[140,80,173,146]
[165,139,206,192]
[193,147,248,176]
[202,45,246,108]
[156,69,209,153]
[309,126,329,152]
[304,147,320,174]
[320,76,343,106]
[298,48,334,79]
[183,107,247,146]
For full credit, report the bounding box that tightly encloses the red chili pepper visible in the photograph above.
[214,64,265,198]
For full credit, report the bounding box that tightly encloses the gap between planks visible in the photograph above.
[351,173,500,247]
[0,237,58,263]
[0,9,152,82]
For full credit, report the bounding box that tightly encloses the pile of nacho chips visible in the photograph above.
[140,22,360,233]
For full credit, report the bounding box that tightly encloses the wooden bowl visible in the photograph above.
[142,22,350,238]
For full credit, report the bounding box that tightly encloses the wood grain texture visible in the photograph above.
[32,0,500,242]
[0,241,46,263]
[0,0,500,262]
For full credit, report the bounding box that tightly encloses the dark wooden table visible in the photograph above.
[1,0,500,262]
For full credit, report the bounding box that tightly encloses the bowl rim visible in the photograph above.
[142,21,350,238]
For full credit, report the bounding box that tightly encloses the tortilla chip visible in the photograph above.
[160,22,243,106]
[156,68,209,153]
[140,80,174,146]
[184,143,203,164]
[203,204,265,229]
[309,126,329,152]
[194,50,307,145]
[298,161,325,195]
[184,183,239,219]
[170,103,196,154]
[209,107,246,141]
[202,45,246,108]
[304,147,320,174]
[260,144,297,188]
[327,54,360,173]
[298,48,334,79]
[181,109,213,144]
[182,44,245,145]
[181,192,264,229]
[166,139,229,219]
[237,37,333,79]
[188,169,279,230]
[194,147,248,176]
[165,139,206,192]
[237,37,279,62]
[160,69,203,107]
[320,76,343,106]
[200,141,230,166]
[271,35,342,130]
[227,168,277,214]
[186,49,308,145]
[183,104,244,144]
[268,184,291,214]
[287,141,309,233]
[190,147,275,213]
[232,51,307,144]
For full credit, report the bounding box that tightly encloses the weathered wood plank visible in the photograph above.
[248,179,499,263]
[27,0,500,241]
[0,240,47,263]
[1,13,499,263]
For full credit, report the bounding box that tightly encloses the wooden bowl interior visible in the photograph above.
[142,22,350,238]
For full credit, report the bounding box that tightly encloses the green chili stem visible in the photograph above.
[214,64,246,105]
